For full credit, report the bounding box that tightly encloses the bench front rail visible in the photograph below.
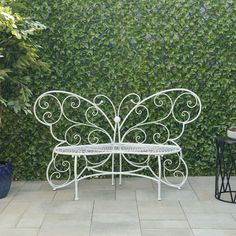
[34,88,201,200]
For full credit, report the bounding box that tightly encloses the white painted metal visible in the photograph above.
[34,88,201,200]
[74,155,78,200]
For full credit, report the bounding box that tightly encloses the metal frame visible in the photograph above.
[34,88,201,200]
[215,137,236,203]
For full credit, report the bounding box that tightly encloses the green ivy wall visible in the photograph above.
[1,0,235,180]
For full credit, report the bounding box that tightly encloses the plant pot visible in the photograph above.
[227,127,236,140]
[0,161,13,198]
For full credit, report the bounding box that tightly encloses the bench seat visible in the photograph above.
[54,143,181,156]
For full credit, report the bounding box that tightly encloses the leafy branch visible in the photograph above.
[0,0,48,123]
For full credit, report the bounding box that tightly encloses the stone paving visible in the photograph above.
[0,177,236,236]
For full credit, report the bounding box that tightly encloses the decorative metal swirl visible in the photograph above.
[162,151,188,188]
[46,151,72,189]
[37,94,63,125]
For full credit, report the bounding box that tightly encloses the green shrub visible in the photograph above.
[0,0,47,122]
[0,0,235,180]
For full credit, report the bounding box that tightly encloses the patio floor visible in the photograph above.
[0,176,236,236]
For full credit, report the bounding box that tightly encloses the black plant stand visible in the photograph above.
[215,137,236,203]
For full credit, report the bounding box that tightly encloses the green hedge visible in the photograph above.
[1,0,235,180]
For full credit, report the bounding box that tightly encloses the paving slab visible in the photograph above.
[0,214,23,228]
[116,177,154,191]
[12,190,55,202]
[38,226,90,236]
[91,213,141,236]
[137,200,185,220]
[142,229,193,236]
[193,229,236,236]
[115,189,136,200]
[188,177,215,200]
[0,228,39,236]
[78,190,115,200]
[94,200,137,214]
[17,212,45,228]
[180,200,236,214]
[141,219,190,229]
[79,178,115,191]
[41,212,91,228]
[186,213,236,229]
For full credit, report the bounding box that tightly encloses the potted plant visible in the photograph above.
[0,1,47,198]
[227,127,236,139]
[0,161,12,198]
[226,115,236,139]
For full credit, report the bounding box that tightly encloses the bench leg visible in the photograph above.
[119,154,122,185]
[74,155,79,200]
[158,155,162,201]
[112,154,115,185]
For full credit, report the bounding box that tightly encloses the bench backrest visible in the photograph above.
[34,88,201,147]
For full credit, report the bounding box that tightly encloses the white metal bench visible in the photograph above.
[34,88,201,200]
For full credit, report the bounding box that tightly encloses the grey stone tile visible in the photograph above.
[116,177,153,191]
[193,229,236,236]
[141,220,190,229]
[17,212,45,228]
[19,181,43,191]
[11,181,26,189]
[136,190,158,201]
[41,213,91,228]
[152,177,198,201]
[91,213,141,236]
[0,213,23,228]
[191,189,215,201]
[0,228,39,236]
[92,212,139,224]
[12,191,55,202]
[79,178,115,191]
[7,181,25,198]
[91,227,141,236]
[181,200,236,214]
[0,201,10,214]
[115,189,136,200]
[94,200,137,214]
[39,181,55,191]
[12,202,51,228]
[21,202,52,214]
[0,195,13,204]
[142,229,193,236]
[160,181,198,201]
[2,202,29,215]
[137,200,185,220]
[186,213,236,229]
[78,190,115,200]
[54,189,75,201]
[50,200,94,214]
[188,176,215,200]
[154,177,188,187]
[188,176,215,186]
[232,213,236,221]
[38,226,90,236]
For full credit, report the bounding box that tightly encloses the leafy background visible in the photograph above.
[0,0,235,180]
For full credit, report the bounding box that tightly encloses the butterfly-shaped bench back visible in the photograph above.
[34,89,201,147]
